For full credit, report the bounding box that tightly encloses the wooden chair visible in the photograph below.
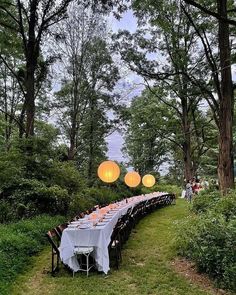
[46,229,61,275]
[109,223,122,269]
[56,223,69,238]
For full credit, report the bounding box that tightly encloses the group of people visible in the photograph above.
[183,177,209,203]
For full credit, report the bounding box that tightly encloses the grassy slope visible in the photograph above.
[11,200,211,295]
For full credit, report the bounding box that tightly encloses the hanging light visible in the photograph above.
[124,171,141,188]
[142,174,156,187]
[97,160,120,183]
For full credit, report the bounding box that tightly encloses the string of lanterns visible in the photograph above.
[97,160,156,188]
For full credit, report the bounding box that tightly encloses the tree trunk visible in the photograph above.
[24,0,38,138]
[181,94,193,181]
[217,0,234,193]
[3,66,10,150]
[88,96,95,182]
[183,138,192,181]
[68,126,76,160]
[25,62,35,137]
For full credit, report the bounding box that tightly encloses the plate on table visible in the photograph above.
[71,221,81,225]
[68,224,78,228]
[103,216,112,220]
[101,219,110,222]
[96,222,107,226]
[79,224,92,229]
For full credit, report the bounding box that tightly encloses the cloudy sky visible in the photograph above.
[106,10,143,164]
[106,9,236,174]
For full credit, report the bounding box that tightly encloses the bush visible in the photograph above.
[213,193,236,221]
[68,187,125,216]
[48,161,85,194]
[176,214,236,291]
[0,215,65,295]
[191,190,221,214]
[176,189,236,292]
[0,178,70,222]
[69,193,96,216]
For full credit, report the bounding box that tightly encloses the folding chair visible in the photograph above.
[73,246,94,277]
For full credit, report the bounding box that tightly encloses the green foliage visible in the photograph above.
[0,215,65,295]
[69,193,96,216]
[0,178,69,222]
[48,161,85,194]
[191,190,221,214]
[176,190,236,291]
[123,89,171,174]
[68,186,130,216]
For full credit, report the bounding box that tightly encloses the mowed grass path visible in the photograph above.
[11,200,211,295]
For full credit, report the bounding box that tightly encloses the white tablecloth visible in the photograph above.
[59,192,167,274]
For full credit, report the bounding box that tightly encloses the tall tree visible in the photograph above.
[54,11,119,181]
[53,2,109,161]
[0,0,74,137]
[181,0,235,192]
[114,0,208,180]
[123,90,170,174]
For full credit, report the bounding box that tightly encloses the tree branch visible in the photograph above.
[182,0,236,26]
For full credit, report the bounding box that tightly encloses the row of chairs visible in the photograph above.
[46,193,176,275]
[107,194,176,269]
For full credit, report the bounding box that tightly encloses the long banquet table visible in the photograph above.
[59,192,169,274]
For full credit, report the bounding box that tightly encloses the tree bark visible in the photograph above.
[88,95,95,182]
[25,61,36,137]
[68,125,76,160]
[182,129,193,181]
[217,0,234,193]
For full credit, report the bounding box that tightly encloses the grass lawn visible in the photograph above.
[11,200,213,295]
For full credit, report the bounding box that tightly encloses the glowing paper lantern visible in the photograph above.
[142,174,156,188]
[124,171,141,188]
[97,161,120,183]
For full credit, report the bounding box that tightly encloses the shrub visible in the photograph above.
[0,179,70,221]
[48,161,85,194]
[213,193,236,221]
[69,193,96,216]
[83,187,119,205]
[0,215,65,295]
[177,214,236,291]
[191,190,221,214]
[176,189,236,292]
[68,187,125,216]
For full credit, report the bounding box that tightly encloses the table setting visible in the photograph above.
[59,192,167,274]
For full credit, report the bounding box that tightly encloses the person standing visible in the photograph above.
[185,180,193,203]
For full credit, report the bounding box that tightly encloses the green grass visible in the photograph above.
[0,215,65,295]
[11,200,212,295]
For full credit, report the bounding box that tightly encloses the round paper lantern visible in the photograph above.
[142,174,156,187]
[124,171,141,188]
[97,161,120,183]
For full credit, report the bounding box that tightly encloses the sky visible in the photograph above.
[106,10,142,165]
[106,9,236,175]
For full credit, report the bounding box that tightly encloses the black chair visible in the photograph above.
[109,222,122,269]
[56,223,69,239]
[46,229,61,275]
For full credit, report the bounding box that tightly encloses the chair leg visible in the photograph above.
[56,251,60,272]
[52,248,55,275]
[86,254,89,276]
